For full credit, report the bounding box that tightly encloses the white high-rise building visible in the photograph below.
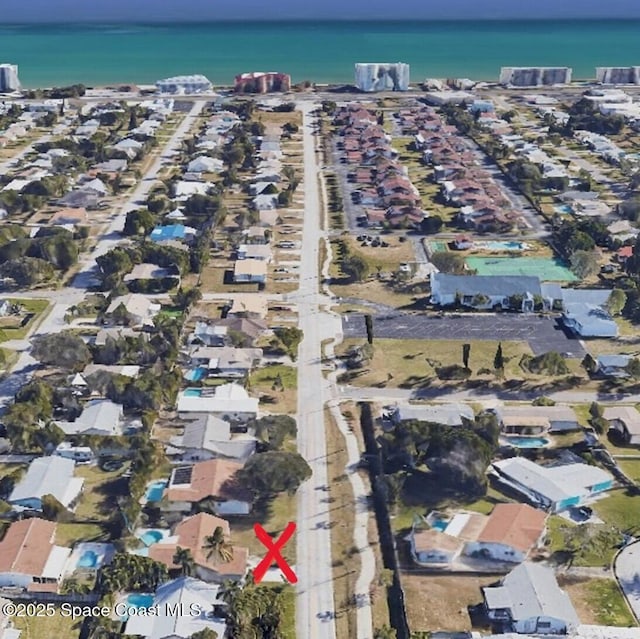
[155,74,212,94]
[0,64,20,93]
[355,63,410,92]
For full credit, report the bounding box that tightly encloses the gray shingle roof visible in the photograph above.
[433,274,542,297]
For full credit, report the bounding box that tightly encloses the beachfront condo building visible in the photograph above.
[596,67,640,84]
[234,72,291,93]
[499,67,572,87]
[355,62,410,92]
[0,64,20,93]
[156,74,212,94]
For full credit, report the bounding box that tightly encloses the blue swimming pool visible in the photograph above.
[145,480,167,503]
[140,530,165,546]
[127,594,154,609]
[504,436,550,448]
[431,519,449,532]
[77,550,98,568]
[185,367,207,382]
[484,241,525,251]
[183,387,202,398]
[554,204,573,215]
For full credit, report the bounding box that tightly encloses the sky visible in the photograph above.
[4,0,640,22]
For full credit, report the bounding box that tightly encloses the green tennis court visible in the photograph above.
[466,256,577,281]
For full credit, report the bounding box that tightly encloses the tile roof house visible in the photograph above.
[123,577,227,639]
[165,459,252,515]
[8,456,84,511]
[50,207,88,227]
[483,562,579,634]
[0,519,71,593]
[491,457,613,513]
[603,406,640,446]
[148,513,248,583]
[168,413,257,463]
[465,504,547,564]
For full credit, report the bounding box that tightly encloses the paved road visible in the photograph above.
[614,540,640,624]
[71,100,207,289]
[342,312,586,357]
[294,103,337,639]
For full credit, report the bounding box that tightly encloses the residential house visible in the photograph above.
[105,294,161,327]
[188,321,228,347]
[93,159,128,173]
[8,456,83,511]
[499,406,580,433]
[603,406,640,445]
[165,459,252,515]
[93,327,139,346]
[80,177,108,196]
[150,224,197,244]
[491,457,613,512]
[50,207,88,228]
[383,403,475,427]
[430,274,546,311]
[82,364,140,379]
[242,226,268,244]
[236,244,272,262]
[123,263,179,285]
[188,318,267,346]
[252,194,278,210]
[148,513,248,583]
[173,181,211,201]
[483,562,579,634]
[189,346,262,378]
[559,289,618,338]
[227,294,268,319]
[56,190,99,209]
[233,260,267,284]
[123,577,227,639]
[112,138,143,158]
[167,412,257,463]
[595,354,632,379]
[54,399,124,437]
[408,528,465,566]
[464,503,547,563]
[0,519,71,593]
[187,156,224,174]
[176,383,258,423]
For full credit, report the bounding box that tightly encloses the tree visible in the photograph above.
[462,343,471,370]
[341,254,369,282]
[582,353,597,374]
[429,252,466,275]
[31,331,92,371]
[626,358,640,379]
[172,547,195,577]
[606,289,627,316]
[123,209,155,236]
[202,526,234,565]
[273,327,303,360]
[251,415,297,450]
[589,401,603,419]
[494,343,504,375]
[419,215,443,235]
[374,626,397,639]
[190,630,218,639]
[364,314,374,344]
[239,451,312,496]
[570,250,599,279]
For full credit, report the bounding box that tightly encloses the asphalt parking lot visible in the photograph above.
[341,312,586,357]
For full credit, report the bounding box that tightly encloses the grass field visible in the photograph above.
[74,464,129,521]
[198,264,260,294]
[331,235,416,275]
[55,523,110,547]
[559,576,636,627]
[593,489,640,533]
[0,299,50,342]
[248,364,297,415]
[336,338,534,388]
[11,610,83,639]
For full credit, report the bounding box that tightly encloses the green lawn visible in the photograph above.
[74,464,129,521]
[55,523,110,546]
[0,299,50,342]
[248,364,298,415]
[12,610,83,639]
[586,579,637,626]
[593,490,640,533]
[617,459,640,483]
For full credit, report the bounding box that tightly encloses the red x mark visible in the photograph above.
[253,521,297,584]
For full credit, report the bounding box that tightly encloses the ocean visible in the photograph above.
[1,20,640,88]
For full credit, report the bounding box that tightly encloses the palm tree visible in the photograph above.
[202,526,234,564]
[173,546,195,577]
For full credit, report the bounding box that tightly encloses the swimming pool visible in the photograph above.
[481,241,526,251]
[503,436,550,448]
[554,204,573,215]
[431,519,449,532]
[185,367,207,382]
[127,593,155,609]
[144,480,167,503]
[77,550,98,568]
[140,530,165,546]
[183,387,202,398]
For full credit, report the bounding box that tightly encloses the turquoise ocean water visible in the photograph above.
[2,20,640,88]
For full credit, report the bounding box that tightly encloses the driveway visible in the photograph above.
[341,312,586,357]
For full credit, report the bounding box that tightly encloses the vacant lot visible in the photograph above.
[401,573,496,633]
[12,610,83,639]
[593,490,640,533]
[249,364,297,415]
[559,575,636,627]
